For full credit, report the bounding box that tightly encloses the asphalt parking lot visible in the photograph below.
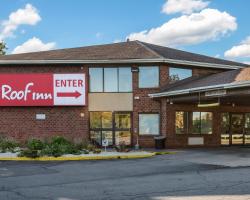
[1,148,250,200]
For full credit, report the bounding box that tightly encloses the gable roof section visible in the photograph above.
[140,42,247,68]
[0,40,247,69]
[0,41,159,61]
[149,67,250,98]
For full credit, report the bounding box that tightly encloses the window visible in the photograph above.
[176,111,189,134]
[90,112,132,146]
[119,68,132,92]
[89,68,103,92]
[90,112,112,146]
[104,68,118,92]
[90,112,112,129]
[89,67,132,92]
[192,112,201,134]
[175,111,212,134]
[200,112,213,134]
[139,67,159,88]
[139,114,159,135]
[221,113,230,134]
[169,67,192,82]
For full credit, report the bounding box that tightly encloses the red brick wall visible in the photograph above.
[132,65,229,148]
[0,65,89,143]
[165,104,250,148]
[0,64,231,148]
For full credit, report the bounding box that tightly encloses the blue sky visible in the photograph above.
[1,0,250,64]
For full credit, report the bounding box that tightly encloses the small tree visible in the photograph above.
[0,41,7,55]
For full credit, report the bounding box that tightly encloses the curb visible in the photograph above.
[0,153,156,161]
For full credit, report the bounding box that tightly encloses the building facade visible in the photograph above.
[0,41,248,148]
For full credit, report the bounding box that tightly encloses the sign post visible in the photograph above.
[102,139,109,152]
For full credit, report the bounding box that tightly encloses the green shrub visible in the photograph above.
[93,149,101,154]
[86,143,96,152]
[0,139,19,153]
[40,136,81,157]
[18,149,39,158]
[27,139,44,151]
[19,136,83,158]
[51,136,71,146]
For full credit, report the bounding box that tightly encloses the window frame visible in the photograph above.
[169,67,192,82]
[89,111,132,146]
[175,111,213,135]
[89,67,132,93]
[138,66,160,89]
[138,113,160,136]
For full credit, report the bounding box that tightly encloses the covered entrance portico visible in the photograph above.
[150,67,250,148]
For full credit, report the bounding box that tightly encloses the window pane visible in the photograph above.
[115,131,131,145]
[104,68,118,92]
[102,131,113,146]
[221,113,230,145]
[169,67,192,82]
[192,112,200,134]
[221,113,230,134]
[90,131,102,145]
[139,67,159,88]
[201,112,213,134]
[139,114,159,135]
[176,112,184,134]
[115,113,131,129]
[89,68,103,92]
[102,112,112,128]
[90,112,102,128]
[119,67,132,92]
[245,113,250,144]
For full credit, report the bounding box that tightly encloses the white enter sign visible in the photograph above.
[53,74,86,106]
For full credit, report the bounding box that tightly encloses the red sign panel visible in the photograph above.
[0,74,86,106]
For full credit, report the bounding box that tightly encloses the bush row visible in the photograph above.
[0,136,101,158]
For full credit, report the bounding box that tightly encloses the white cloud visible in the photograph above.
[0,4,41,40]
[12,37,56,54]
[127,8,237,47]
[162,0,209,15]
[224,36,250,58]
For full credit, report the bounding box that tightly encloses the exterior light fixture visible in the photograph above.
[197,102,220,108]
[131,67,139,73]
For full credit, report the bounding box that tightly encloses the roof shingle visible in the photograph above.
[0,40,247,68]
[157,67,250,95]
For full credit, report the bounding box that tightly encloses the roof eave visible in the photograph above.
[0,58,245,69]
[149,81,250,98]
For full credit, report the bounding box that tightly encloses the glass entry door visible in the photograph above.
[90,112,131,146]
[231,114,244,145]
[221,113,245,146]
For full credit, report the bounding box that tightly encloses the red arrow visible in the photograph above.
[57,91,82,98]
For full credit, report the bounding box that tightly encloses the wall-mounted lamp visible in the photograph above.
[131,67,139,73]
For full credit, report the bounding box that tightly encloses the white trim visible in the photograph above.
[149,80,250,98]
[0,58,245,69]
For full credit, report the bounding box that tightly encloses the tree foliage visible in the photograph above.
[0,41,7,55]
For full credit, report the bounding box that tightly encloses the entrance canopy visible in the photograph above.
[149,67,250,106]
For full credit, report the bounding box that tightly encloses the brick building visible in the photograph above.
[0,40,249,148]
